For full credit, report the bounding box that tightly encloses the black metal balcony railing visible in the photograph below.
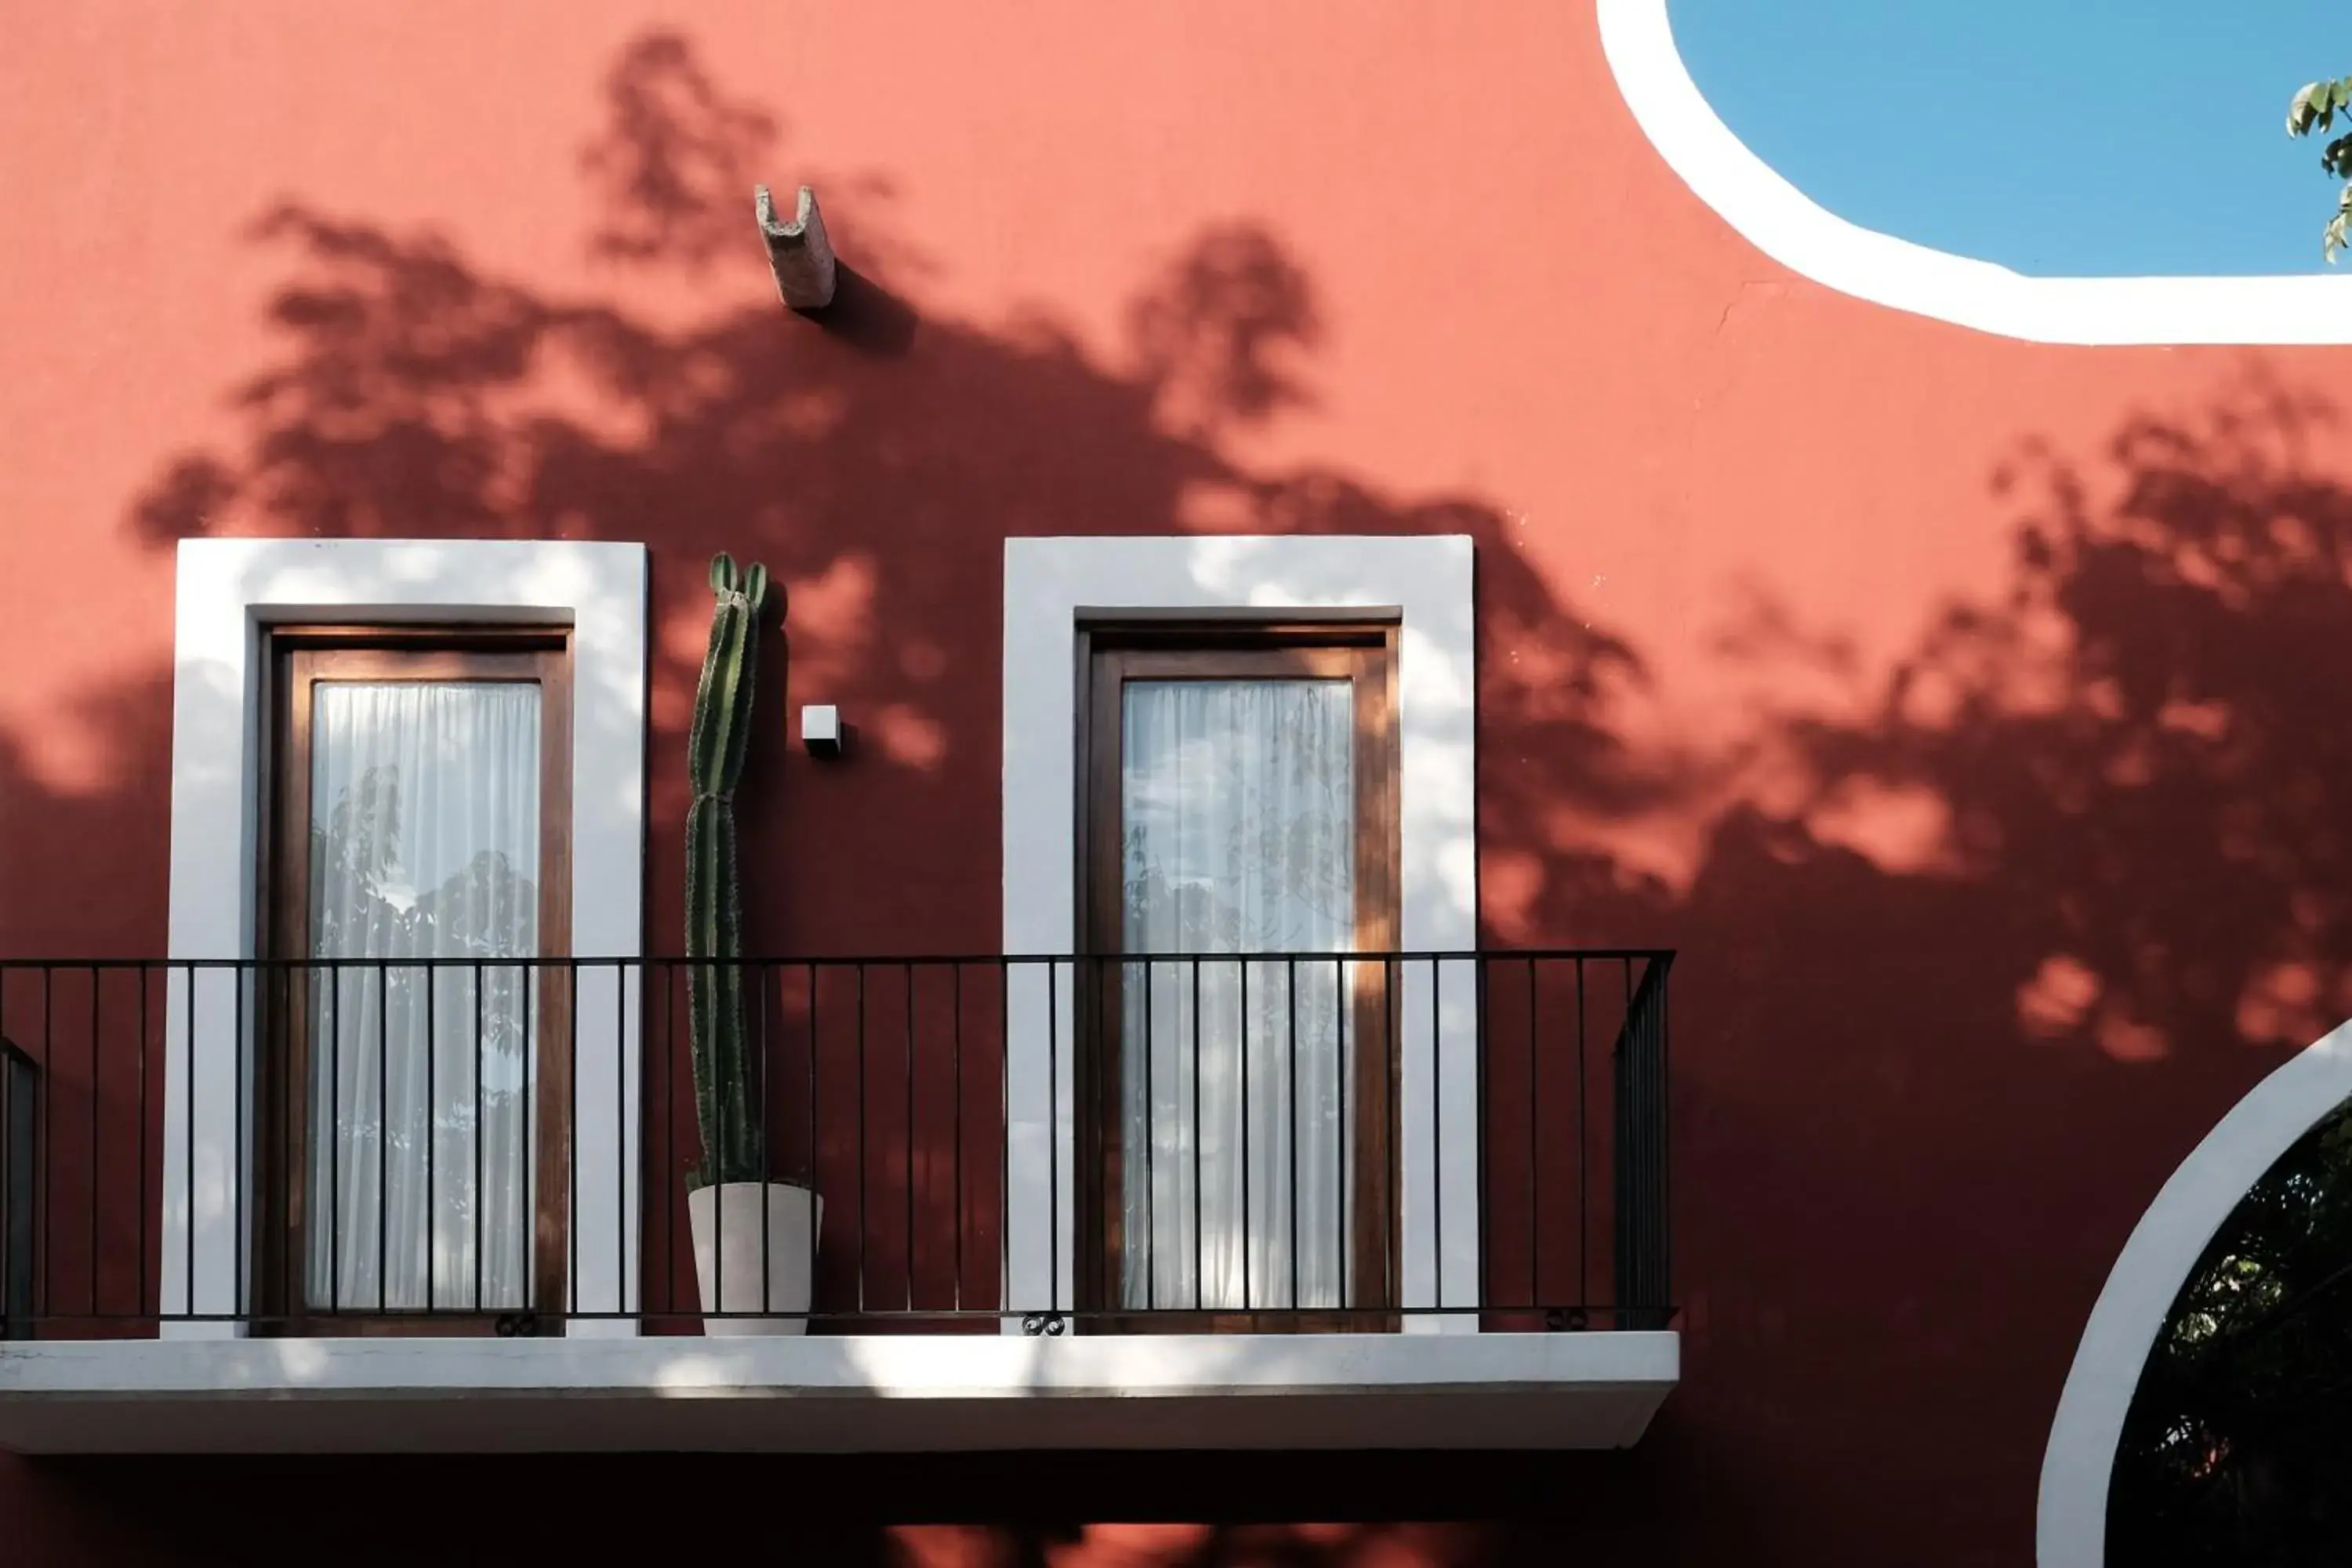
[0,952,1670,1337]
[2,1036,34,1340]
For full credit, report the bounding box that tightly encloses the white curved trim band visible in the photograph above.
[2037,1019,2352,1566]
[1597,0,2352,345]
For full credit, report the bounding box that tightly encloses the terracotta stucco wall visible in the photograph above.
[4,2,2347,1561]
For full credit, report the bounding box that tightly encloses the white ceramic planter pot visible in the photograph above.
[688,1181,822,1336]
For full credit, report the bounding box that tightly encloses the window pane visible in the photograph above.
[306,681,540,1312]
[1118,678,1353,1311]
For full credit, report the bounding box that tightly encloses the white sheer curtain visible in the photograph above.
[1120,678,1354,1311]
[307,682,541,1312]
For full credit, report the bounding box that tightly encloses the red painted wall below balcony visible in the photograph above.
[3,0,2348,1561]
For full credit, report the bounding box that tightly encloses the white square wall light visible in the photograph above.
[801,703,843,757]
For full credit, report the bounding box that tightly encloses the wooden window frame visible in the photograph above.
[1074,620,1400,1332]
[256,625,573,1334]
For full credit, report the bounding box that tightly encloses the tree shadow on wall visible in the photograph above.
[1539,367,2352,1561]
[123,29,1646,964]
[8,26,1671,1568]
[15,24,2352,1568]
[96,21,1655,1352]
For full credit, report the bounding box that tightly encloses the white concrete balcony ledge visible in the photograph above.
[0,1331,1679,1454]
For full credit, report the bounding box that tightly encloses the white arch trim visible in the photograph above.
[2036,1021,2352,1566]
[1595,0,2352,346]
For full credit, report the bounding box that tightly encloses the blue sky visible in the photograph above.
[1669,1,2347,276]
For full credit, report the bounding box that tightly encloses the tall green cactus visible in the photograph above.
[687,552,772,1189]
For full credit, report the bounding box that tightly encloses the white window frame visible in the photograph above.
[1000,534,1479,1332]
[159,538,648,1339]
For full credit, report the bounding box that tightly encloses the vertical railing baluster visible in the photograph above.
[662,962,674,1319]
[905,960,916,1315]
[1334,955,1347,1313]
[952,960,964,1316]
[1576,957,1588,1317]
[325,964,339,1319]
[1287,955,1299,1315]
[91,966,103,1320]
[568,961,580,1323]
[1638,958,1652,1325]
[1613,957,1632,1328]
[1660,959,1673,1326]
[808,962,821,1327]
[1239,956,1250,1315]
[996,958,1007,1325]
[376,961,388,1313]
[617,963,629,1320]
[474,960,485,1315]
[753,960,770,1319]
[1142,957,1152,1312]
[517,964,530,1315]
[1473,953,1489,1320]
[4,1025,38,1341]
[1191,956,1202,1313]
[1045,959,1058,1319]
[0,974,12,1336]
[1528,956,1539,1314]
[1648,960,1660,1323]
[41,967,53,1318]
[1383,956,1396,1313]
[425,957,436,1315]
[710,959,724,1325]
[1093,956,1108,1313]
[230,964,244,1323]
[856,961,868,1316]
[137,964,149,1325]
[1431,956,1443,1312]
[280,963,294,1322]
